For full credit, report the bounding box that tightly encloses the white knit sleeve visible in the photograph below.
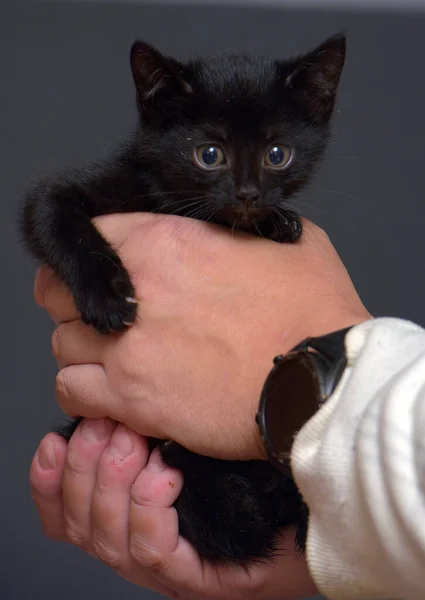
[290,317,425,600]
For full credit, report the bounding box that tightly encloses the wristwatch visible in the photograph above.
[256,326,353,473]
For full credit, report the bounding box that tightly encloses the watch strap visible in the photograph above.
[291,326,352,363]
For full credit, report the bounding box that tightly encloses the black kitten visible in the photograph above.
[21,34,346,565]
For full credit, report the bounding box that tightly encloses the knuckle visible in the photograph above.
[91,535,124,571]
[129,534,164,572]
[92,480,117,502]
[130,486,157,509]
[114,335,143,381]
[55,370,71,411]
[65,451,88,477]
[55,369,65,396]
[64,522,89,551]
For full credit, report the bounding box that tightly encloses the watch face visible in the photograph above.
[261,353,322,458]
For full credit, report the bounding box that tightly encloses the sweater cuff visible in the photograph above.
[290,317,425,600]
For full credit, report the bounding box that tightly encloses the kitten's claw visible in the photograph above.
[161,440,175,447]
[78,269,138,334]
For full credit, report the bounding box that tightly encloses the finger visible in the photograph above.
[62,418,116,550]
[52,320,108,368]
[132,448,183,509]
[34,266,80,323]
[30,433,68,541]
[89,426,150,570]
[158,529,314,600]
[56,365,122,421]
[128,448,184,567]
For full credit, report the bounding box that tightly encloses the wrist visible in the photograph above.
[243,311,371,462]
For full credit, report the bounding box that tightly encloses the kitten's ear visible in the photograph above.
[130,41,192,117]
[283,34,346,123]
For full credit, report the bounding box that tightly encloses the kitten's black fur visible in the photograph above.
[21,35,346,565]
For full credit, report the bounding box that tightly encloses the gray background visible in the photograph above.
[2,1,425,599]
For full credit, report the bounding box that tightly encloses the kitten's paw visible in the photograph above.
[77,269,138,334]
[269,215,302,243]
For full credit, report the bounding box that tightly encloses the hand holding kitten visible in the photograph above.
[30,423,317,600]
[35,212,369,462]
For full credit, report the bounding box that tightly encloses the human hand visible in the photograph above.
[30,419,317,600]
[35,213,370,460]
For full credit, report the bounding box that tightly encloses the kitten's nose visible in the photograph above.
[236,189,260,207]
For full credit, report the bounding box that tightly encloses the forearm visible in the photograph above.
[291,317,425,600]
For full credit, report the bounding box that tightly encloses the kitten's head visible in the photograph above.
[129,35,346,238]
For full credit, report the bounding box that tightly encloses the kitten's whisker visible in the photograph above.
[273,205,291,224]
[128,189,207,210]
[192,204,218,224]
[165,199,211,220]
[314,185,368,208]
[202,202,219,220]
[275,200,314,221]
[89,251,121,270]
[184,206,211,221]
[180,197,218,223]
[270,211,281,237]
[277,198,309,211]
[280,192,368,236]
[275,202,360,236]
[253,220,263,238]
[157,196,209,214]
[272,205,299,238]
[164,197,211,221]
[155,189,203,197]
[325,188,368,207]
[177,197,209,209]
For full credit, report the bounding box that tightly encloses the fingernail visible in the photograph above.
[108,425,134,461]
[80,419,109,442]
[146,448,167,473]
[38,440,56,470]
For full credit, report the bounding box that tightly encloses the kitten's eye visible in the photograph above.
[265,145,292,169]
[195,145,226,169]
